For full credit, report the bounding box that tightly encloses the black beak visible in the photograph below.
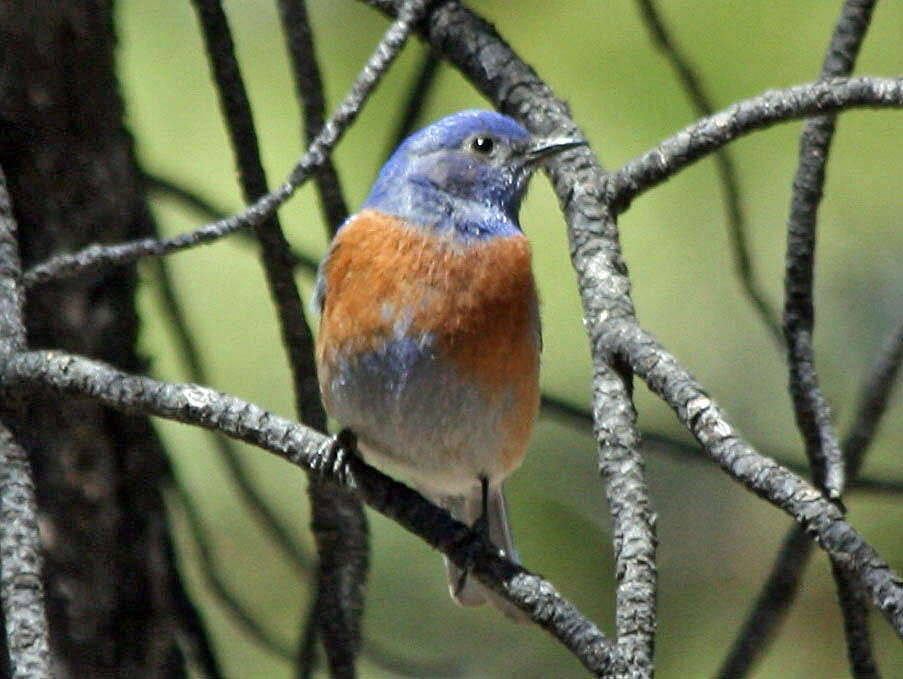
[524,135,587,164]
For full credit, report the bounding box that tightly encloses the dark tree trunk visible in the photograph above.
[0,1,187,676]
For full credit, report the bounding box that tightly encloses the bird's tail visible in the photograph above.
[436,483,528,622]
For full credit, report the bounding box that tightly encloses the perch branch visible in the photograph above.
[0,349,625,677]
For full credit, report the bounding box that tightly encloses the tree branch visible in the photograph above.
[23,0,426,290]
[0,349,625,677]
[605,76,903,213]
[781,3,879,672]
[271,3,357,670]
[142,170,321,274]
[605,318,903,635]
[783,0,876,501]
[0,165,52,678]
[189,0,381,674]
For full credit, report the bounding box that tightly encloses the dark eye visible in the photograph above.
[471,136,494,155]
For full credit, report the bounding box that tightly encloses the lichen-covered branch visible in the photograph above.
[0,166,52,678]
[606,76,903,212]
[604,318,903,635]
[0,349,624,677]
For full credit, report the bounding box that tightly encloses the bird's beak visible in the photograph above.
[524,135,587,164]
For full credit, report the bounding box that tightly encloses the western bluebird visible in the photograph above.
[314,109,582,618]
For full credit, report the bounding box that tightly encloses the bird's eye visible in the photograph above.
[471,136,494,155]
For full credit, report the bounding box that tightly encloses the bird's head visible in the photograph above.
[363,110,584,240]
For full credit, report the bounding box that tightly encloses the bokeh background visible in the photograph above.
[116,1,902,676]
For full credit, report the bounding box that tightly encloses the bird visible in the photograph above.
[313,109,583,618]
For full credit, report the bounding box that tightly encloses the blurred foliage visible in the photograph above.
[117,1,902,676]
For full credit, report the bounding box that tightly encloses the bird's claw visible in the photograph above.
[316,428,358,487]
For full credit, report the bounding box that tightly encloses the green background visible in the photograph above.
[117,1,902,676]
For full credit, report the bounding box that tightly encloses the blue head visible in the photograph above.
[362,110,582,240]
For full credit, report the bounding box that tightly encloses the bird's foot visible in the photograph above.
[453,476,493,597]
[315,428,358,487]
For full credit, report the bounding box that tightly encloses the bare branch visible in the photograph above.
[189,0,385,674]
[783,0,877,501]
[0,166,52,679]
[142,170,321,274]
[191,0,324,426]
[23,0,427,289]
[605,318,903,635]
[719,317,903,676]
[0,349,625,677]
[634,0,782,346]
[606,76,903,212]
[0,426,53,679]
[780,3,879,671]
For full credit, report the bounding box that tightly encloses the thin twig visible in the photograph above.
[0,165,53,679]
[277,0,349,235]
[273,4,354,670]
[781,3,878,673]
[24,0,427,290]
[142,170,321,273]
[634,0,782,346]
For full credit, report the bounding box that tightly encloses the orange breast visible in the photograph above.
[317,210,540,473]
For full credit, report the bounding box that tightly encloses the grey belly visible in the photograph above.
[321,336,511,494]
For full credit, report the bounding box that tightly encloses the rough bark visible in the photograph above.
[0,1,186,676]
